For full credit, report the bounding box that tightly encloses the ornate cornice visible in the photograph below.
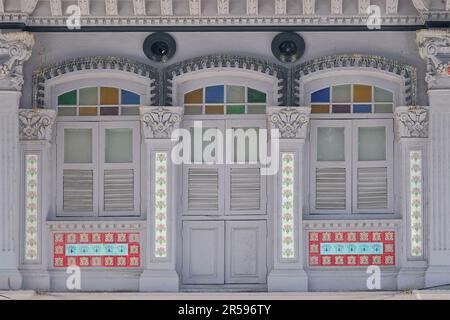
[293,54,417,106]
[32,56,159,108]
[395,106,429,139]
[0,32,34,91]
[140,106,183,139]
[417,29,450,89]
[268,107,311,139]
[164,55,288,106]
[19,108,56,141]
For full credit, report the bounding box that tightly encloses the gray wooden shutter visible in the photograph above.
[230,168,261,210]
[357,167,388,210]
[103,169,134,211]
[63,169,94,212]
[315,168,346,210]
[188,168,219,210]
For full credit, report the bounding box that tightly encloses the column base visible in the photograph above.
[268,269,308,292]
[139,270,179,292]
[21,270,50,291]
[397,267,426,290]
[425,266,450,289]
[0,269,23,290]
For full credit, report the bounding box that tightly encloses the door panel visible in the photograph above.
[182,221,225,284]
[225,220,267,284]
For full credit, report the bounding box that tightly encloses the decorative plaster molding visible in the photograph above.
[49,0,62,16]
[78,0,90,16]
[417,29,450,87]
[189,0,201,16]
[247,0,258,16]
[47,221,145,231]
[140,107,183,139]
[19,109,56,141]
[32,56,158,108]
[303,0,315,15]
[164,55,288,106]
[161,0,173,16]
[268,107,311,139]
[386,0,399,15]
[304,220,402,229]
[358,0,370,14]
[217,0,229,15]
[21,0,38,14]
[293,54,417,106]
[274,0,287,15]
[330,0,342,15]
[132,0,145,16]
[105,0,118,16]
[0,32,34,91]
[412,0,429,12]
[395,106,429,139]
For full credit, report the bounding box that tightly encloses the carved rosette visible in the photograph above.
[0,32,34,91]
[395,106,429,139]
[417,29,450,87]
[268,107,311,139]
[140,107,183,139]
[19,109,56,141]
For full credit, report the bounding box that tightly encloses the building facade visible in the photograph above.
[0,0,449,292]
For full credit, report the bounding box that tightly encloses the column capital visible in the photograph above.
[19,108,56,142]
[417,29,450,89]
[267,106,311,139]
[0,32,34,91]
[394,106,429,140]
[140,106,183,139]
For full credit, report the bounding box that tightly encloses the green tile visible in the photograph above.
[374,87,393,103]
[227,105,245,114]
[58,90,77,106]
[248,88,266,103]
[227,86,245,103]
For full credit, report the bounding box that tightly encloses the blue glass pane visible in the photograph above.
[205,85,224,103]
[121,90,140,105]
[311,88,330,103]
[354,104,372,113]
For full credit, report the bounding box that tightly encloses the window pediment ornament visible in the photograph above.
[268,107,311,139]
[19,109,56,141]
[417,29,450,88]
[394,106,429,139]
[140,106,183,139]
[0,32,34,91]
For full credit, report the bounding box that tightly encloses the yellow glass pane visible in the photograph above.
[311,105,330,114]
[184,89,203,104]
[353,85,372,103]
[205,105,224,114]
[79,107,98,116]
[100,87,119,105]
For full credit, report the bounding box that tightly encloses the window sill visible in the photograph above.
[303,213,401,221]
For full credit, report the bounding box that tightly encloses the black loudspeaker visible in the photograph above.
[271,32,306,63]
[143,32,177,63]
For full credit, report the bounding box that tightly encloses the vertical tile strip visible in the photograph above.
[410,150,423,257]
[281,152,295,259]
[25,154,39,262]
[155,152,168,258]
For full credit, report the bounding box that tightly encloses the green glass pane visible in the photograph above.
[332,85,351,103]
[374,87,393,102]
[248,88,266,103]
[374,104,393,113]
[317,127,345,161]
[247,105,266,114]
[79,87,98,105]
[121,107,140,115]
[58,107,77,116]
[58,90,77,105]
[227,86,245,103]
[105,128,133,163]
[227,105,245,114]
[358,127,386,161]
[64,128,92,163]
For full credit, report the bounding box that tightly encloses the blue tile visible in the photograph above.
[121,90,140,105]
[311,88,330,103]
[205,85,224,103]
[354,104,372,113]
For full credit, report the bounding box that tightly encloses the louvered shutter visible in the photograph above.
[103,169,135,211]
[188,168,219,210]
[315,168,346,210]
[230,168,261,210]
[63,169,94,212]
[357,168,388,209]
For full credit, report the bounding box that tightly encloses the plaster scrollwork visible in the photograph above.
[417,29,450,87]
[140,107,183,139]
[395,106,429,139]
[268,107,311,139]
[0,32,34,91]
[19,109,56,141]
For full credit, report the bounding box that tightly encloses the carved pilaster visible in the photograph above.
[19,109,56,142]
[140,107,183,139]
[0,32,34,91]
[417,29,450,88]
[394,106,429,140]
[267,107,311,139]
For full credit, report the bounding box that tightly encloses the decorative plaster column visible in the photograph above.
[267,107,310,292]
[417,29,450,287]
[394,106,429,290]
[18,109,56,290]
[139,107,182,292]
[0,32,34,290]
